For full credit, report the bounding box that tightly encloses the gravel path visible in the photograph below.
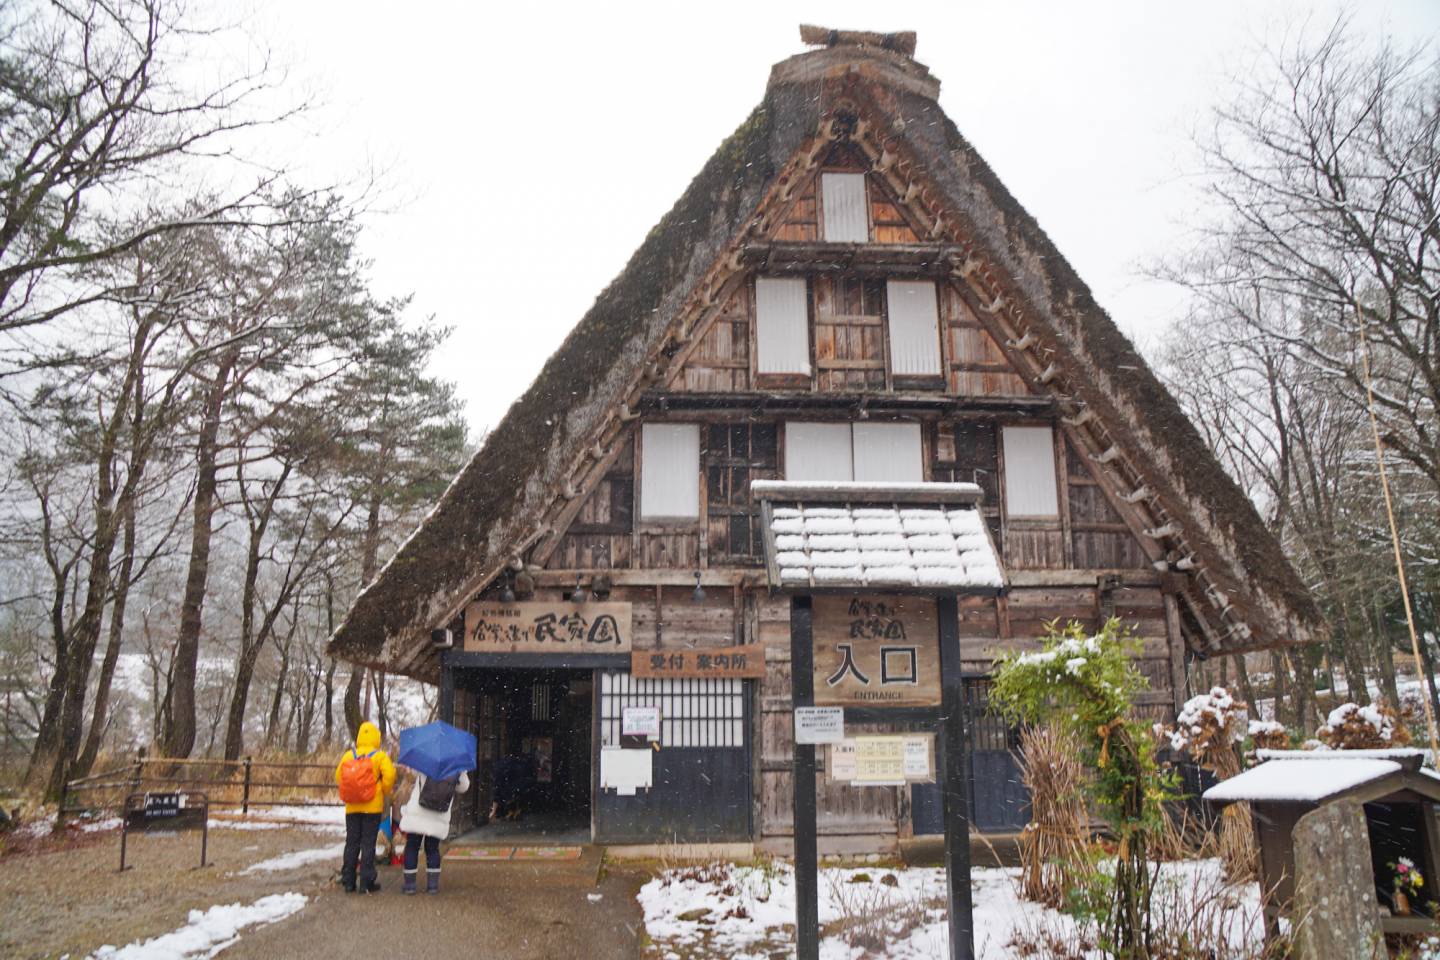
[0,820,344,959]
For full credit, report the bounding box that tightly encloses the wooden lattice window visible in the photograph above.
[705,422,779,562]
[599,672,746,749]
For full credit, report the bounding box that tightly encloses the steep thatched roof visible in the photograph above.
[329,31,1322,681]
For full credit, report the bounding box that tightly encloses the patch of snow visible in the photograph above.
[638,859,1261,959]
[89,892,307,959]
[236,844,343,875]
[1204,757,1402,803]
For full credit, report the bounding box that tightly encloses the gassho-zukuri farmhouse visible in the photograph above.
[328,26,1321,854]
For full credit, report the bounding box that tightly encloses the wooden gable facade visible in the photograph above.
[330,28,1324,855]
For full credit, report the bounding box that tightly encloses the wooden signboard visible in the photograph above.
[811,595,940,707]
[631,644,765,679]
[463,601,632,654]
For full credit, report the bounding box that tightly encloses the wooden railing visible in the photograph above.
[60,751,339,819]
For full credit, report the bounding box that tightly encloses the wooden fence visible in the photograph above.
[61,752,339,819]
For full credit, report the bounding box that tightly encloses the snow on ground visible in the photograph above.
[213,805,346,834]
[88,892,307,960]
[236,844,343,876]
[638,859,1263,960]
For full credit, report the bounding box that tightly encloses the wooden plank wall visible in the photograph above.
[813,276,887,391]
[942,284,1031,397]
[756,592,901,854]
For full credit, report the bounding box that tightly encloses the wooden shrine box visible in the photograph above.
[1205,749,1440,938]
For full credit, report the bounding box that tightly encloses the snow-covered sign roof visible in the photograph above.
[1204,751,1440,806]
[752,481,1005,593]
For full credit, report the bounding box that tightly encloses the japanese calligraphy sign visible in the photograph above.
[630,644,766,679]
[463,601,632,654]
[812,595,940,707]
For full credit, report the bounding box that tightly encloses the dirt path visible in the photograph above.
[224,857,647,960]
[0,821,348,959]
[0,818,646,960]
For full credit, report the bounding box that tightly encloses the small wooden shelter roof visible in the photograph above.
[1205,750,1440,808]
[754,481,1004,593]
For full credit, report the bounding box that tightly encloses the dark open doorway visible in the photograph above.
[457,667,592,844]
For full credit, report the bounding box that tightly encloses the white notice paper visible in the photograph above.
[903,737,931,778]
[622,706,661,740]
[829,740,858,782]
[794,707,845,744]
[600,746,653,794]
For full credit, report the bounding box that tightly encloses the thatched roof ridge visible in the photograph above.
[330,83,824,674]
[869,80,1322,642]
[330,37,1322,679]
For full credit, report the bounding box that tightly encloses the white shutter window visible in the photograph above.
[1002,425,1060,517]
[853,422,924,482]
[640,423,700,519]
[886,280,943,376]
[821,172,869,243]
[784,422,854,481]
[755,277,811,374]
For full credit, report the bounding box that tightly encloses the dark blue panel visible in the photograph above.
[912,750,1029,835]
[595,748,752,843]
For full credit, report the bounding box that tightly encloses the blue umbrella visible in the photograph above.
[397,721,477,782]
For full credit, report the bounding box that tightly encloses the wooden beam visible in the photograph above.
[531,569,761,587]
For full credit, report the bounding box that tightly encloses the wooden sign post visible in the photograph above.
[790,593,974,960]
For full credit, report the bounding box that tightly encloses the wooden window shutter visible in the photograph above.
[821,173,869,243]
[1001,425,1060,517]
[852,422,924,482]
[784,422,854,481]
[885,280,943,376]
[640,423,700,520]
[755,277,811,374]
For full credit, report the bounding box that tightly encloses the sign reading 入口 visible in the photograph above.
[463,601,633,654]
[812,595,940,707]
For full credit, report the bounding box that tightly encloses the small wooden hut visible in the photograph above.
[1205,749,1440,937]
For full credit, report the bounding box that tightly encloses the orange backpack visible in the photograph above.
[338,749,379,804]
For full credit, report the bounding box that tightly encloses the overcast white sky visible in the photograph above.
[238,1,1438,435]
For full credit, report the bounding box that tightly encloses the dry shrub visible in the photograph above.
[1165,687,1258,884]
[1246,720,1290,753]
[1016,723,1090,908]
[823,872,939,953]
[1318,701,1412,749]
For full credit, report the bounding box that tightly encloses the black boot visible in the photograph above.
[426,869,440,894]
[402,870,417,895]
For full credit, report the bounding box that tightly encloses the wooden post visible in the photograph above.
[936,594,975,960]
[241,756,253,815]
[439,649,455,724]
[790,594,819,960]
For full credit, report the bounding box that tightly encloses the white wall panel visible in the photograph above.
[853,422,924,482]
[784,422,854,481]
[640,423,700,519]
[1002,425,1060,517]
[886,280,942,376]
[755,277,811,374]
[821,172,869,243]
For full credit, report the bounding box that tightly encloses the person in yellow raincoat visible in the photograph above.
[334,721,396,893]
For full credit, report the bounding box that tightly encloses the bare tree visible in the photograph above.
[1159,19,1440,728]
[0,0,305,339]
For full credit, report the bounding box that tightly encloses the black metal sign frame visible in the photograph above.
[790,594,974,960]
[119,791,209,872]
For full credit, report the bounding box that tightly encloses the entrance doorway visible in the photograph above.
[460,667,593,843]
